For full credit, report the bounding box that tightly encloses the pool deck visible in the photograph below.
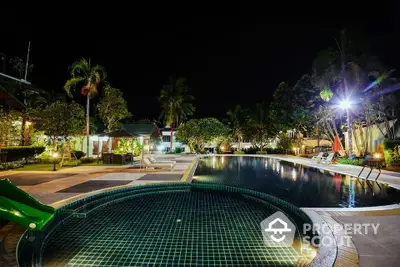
[264,154,400,267]
[2,154,400,267]
[0,154,197,267]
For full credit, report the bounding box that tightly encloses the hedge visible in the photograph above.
[0,146,45,162]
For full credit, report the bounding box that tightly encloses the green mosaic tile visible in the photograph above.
[41,190,302,266]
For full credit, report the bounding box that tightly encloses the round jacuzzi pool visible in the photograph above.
[18,183,316,266]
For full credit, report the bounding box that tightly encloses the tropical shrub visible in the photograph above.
[234,150,245,154]
[256,151,267,155]
[73,150,86,159]
[0,160,25,170]
[0,146,45,162]
[337,158,363,166]
[174,147,183,153]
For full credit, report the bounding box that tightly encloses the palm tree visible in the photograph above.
[64,58,106,156]
[226,105,246,151]
[159,77,195,152]
[248,103,270,152]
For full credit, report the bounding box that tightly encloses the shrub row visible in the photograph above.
[0,160,25,170]
[0,146,45,162]
[337,158,363,166]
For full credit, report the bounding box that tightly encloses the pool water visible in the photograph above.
[18,183,313,267]
[193,156,400,208]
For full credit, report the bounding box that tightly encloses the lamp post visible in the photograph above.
[339,99,352,156]
[52,152,59,171]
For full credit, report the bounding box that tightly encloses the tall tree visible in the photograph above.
[176,118,228,153]
[98,87,131,133]
[159,77,195,151]
[226,105,246,151]
[34,101,85,164]
[64,58,107,156]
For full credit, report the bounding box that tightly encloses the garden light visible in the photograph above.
[373,153,381,159]
[339,99,351,109]
[52,152,59,171]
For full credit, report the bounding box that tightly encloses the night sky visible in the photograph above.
[1,10,400,121]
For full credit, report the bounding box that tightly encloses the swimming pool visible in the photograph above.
[18,183,315,267]
[193,156,400,208]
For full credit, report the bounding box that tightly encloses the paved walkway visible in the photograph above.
[0,154,196,205]
[265,154,400,267]
[265,155,400,189]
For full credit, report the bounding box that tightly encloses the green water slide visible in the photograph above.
[0,179,55,231]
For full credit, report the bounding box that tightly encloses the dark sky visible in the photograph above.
[1,10,400,121]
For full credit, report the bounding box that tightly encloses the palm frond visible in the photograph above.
[91,65,107,80]
[71,58,89,76]
[64,77,85,97]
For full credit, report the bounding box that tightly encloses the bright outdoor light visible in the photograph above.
[373,153,381,159]
[52,152,59,158]
[339,99,351,109]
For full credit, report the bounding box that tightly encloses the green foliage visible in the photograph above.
[176,118,228,153]
[80,157,96,163]
[113,138,134,155]
[246,103,271,151]
[337,158,363,166]
[64,58,107,98]
[0,160,24,170]
[0,110,20,146]
[256,151,268,155]
[226,105,246,149]
[320,88,333,101]
[98,87,131,132]
[0,146,45,162]
[277,133,292,151]
[159,77,195,127]
[133,140,143,156]
[174,147,183,153]
[383,139,400,150]
[73,150,86,159]
[34,101,85,143]
[234,150,245,154]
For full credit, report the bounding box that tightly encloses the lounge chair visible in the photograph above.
[143,157,175,170]
[149,156,176,164]
[312,152,324,162]
[321,152,335,164]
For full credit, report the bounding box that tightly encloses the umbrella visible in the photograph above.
[332,135,341,152]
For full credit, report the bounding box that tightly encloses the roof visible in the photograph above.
[122,124,158,136]
[98,129,138,138]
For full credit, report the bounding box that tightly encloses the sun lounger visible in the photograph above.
[143,158,175,170]
[321,152,335,164]
[149,156,176,164]
[312,152,324,162]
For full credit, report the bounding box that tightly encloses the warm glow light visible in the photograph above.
[52,152,59,158]
[339,99,351,109]
[25,121,32,126]
[374,153,381,159]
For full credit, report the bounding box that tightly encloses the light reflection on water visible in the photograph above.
[193,156,400,208]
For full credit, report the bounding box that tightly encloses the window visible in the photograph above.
[162,136,170,142]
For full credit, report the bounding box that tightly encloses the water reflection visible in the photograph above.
[194,156,400,208]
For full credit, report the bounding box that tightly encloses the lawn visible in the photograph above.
[14,164,72,171]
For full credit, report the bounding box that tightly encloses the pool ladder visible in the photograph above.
[357,166,381,181]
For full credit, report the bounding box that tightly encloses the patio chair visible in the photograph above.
[311,152,324,162]
[143,157,175,171]
[321,152,335,164]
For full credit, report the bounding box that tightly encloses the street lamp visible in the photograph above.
[339,99,353,156]
[52,152,59,171]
